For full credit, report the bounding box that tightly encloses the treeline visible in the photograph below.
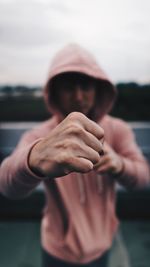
[111,82,150,121]
[0,85,42,96]
[0,82,150,121]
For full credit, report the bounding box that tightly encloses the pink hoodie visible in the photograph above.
[0,44,149,264]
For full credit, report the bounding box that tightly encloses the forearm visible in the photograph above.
[114,156,150,190]
[0,142,43,199]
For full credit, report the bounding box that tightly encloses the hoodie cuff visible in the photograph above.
[13,138,47,189]
[26,138,47,180]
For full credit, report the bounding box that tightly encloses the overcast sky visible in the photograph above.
[0,0,150,85]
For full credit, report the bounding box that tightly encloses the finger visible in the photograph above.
[94,155,109,169]
[82,117,104,141]
[96,163,111,173]
[68,112,104,140]
[67,157,94,173]
[75,143,101,165]
[61,140,101,167]
[76,129,104,154]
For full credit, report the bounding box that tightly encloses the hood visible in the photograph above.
[44,43,117,121]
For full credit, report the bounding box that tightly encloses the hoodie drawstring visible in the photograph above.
[76,172,104,204]
[76,173,86,204]
[96,174,104,194]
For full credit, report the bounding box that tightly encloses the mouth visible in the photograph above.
[72,104,87,110]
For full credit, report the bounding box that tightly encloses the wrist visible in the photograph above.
[28,139,46,178]
[113,157,125,177]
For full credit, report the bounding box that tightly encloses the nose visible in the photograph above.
[74,86,84,101]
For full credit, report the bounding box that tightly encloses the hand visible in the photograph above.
[94,143,124,175]
[29,112,104,178]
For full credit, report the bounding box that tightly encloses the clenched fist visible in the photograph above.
[94,143,124,176]
[29,112,104,178]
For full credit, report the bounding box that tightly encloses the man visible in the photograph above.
[0,44,149,267]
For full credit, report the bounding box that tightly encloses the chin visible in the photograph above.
[64,107,89,116]
[73,107,89,115]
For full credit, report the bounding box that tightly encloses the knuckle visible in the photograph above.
[67,111,85,121]
[61,139,72,149]
[57,151,71,164]
[59,139,80,154]
[67,123,83,136]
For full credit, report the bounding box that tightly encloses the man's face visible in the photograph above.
[54,73,97,116]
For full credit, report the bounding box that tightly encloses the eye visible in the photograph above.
[60,81,71,90]
[77,79,96,91]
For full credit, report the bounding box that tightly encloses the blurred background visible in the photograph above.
[0,0,150,267]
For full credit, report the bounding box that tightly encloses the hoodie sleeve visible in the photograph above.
[112,118,150,189]
[0,131,45,199]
